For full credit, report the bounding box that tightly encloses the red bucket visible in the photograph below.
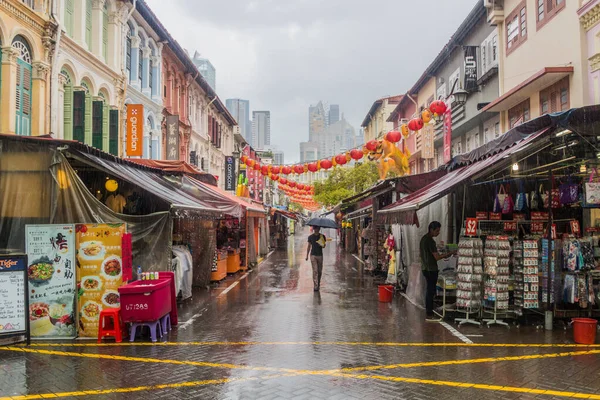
[378,285,393,303]
[572,318,598,344]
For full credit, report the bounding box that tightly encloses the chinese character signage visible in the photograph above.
[421,124,434,159]
[463,46,478,92]
[0,255,28,338]
[76,223,126,338]
[225,156,235,191]
[166,115,180,161]
[126,104,144,157]
[443,102,452,164]
[25,225,76,338]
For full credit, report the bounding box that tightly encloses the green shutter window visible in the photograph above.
[85,0,92,50]
[92,101,103,149]
[15,60,32,136]
[73,91,85,143]
[65,0,74,37]
[61,70,73,140]
[109,109,119,156]
[84,92,92,145]
[103,100,110,151]
[102,3,108,60]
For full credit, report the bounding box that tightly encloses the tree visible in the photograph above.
[314,162,379,206]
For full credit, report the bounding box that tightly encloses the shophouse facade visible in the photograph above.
[0,0,56,137]
[361,95,403,142]
[579,0,600,106]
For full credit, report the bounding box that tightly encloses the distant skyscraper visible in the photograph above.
[272,150,284,165]
[192,51,216,91]
[328,104,340,126]
[252,111,271,149]
[226,99,251,141]
[318,117,356,159]
[308,102,326,143]
[300,141,319,163]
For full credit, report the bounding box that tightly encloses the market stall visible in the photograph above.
[269,209,296,249]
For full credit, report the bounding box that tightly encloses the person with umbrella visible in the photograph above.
[306,218,336,291]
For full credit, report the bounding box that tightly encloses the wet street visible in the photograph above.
[2,228,600,399]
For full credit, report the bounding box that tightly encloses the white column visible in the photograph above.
[73,0,87,46]
[57,74,67,139]
[129,36,140,87]
[107,11,121,71]
[141,46,151,96]
[91,0,105,58]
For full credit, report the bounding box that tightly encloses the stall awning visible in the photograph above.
[482,67,573,113]
[126,158,217,186]
[69,150,221,215]
[345,205,373,221]
[378,128,550,226]
[273,209,298,221]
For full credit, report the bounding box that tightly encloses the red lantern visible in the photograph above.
[279,178,287,185]
[253,162,260,171]
[385,131,401,143]
[294,165,304,174]
[320,159,332,170]
[408,118,424,131]
[240,155,248,164]
[261,165,269,175]
[365,140,378,151]
[335,154,347,165]
[271,174,279,181]
[430,100,447,116]
[246,159,255,168]
[282,166,292,175]
[307,162,318,172]
[271,165,281,174]
[289,181,297,188]
[350,149,363,160]
[297,184,305,190]
[261,169,269,176]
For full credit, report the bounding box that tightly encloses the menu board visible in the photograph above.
[76,223,125,338]
[0,255,28,339]
[26,225,76,338]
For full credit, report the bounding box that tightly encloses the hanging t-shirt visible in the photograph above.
[105,194,126,213]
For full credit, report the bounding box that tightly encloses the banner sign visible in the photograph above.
[225,156,235,191]
[166,115,180,161]
[76,223,126,338]
[0,254,29,340]
[476,212,488,220]
[126,104,144,157]
[421,124,434,159]
[464,46,478,92]
[26,225,76,338]
[443,102,452,163]
[531,212,549,221]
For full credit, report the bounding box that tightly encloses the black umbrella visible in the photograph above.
[306,218,338,229]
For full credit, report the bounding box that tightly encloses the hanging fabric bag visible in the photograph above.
[559,176,579,205]
[530,182,540,211]
[493,184,505,214]
[551,178,560,209]
[515,181,527,212]
[502,185,514,214]
[584,168,600,206]
[539,183,549,209]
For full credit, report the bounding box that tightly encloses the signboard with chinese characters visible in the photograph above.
[126,104,144,157]
[0,254,29,341]
[225,156,235,191]
[76,223,126,338]
[166,115,180,160]
[443,103,452,163]
[421,125,434,159]
[25,225,76,338]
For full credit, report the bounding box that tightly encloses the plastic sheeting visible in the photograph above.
[172,245,193,300]
[0,139,173,271]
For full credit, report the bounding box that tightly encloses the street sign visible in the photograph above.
[465,218,478,236]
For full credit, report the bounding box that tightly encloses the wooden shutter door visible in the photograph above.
[73,91,85,143]
[85,0,92,50]
[15,59,31,136]
[92,100,103,149]
[84,93,92,144]
[102,6,108,60]
[109,109,119,155]
[65,0,74,36]
[103,101,109,151]
[63,84,73,139]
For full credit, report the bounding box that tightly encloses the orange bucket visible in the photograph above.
[572,318,598,344]
[378,285,394,303]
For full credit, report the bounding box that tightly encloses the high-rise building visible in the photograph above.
[308,102,326,143]
[226,99,251,141]
[252,111,271,149]
[192,51,216,91]
[299,141,319,163]
[318,117,356,159]
[328,104,340,126]
[272,150,284,165]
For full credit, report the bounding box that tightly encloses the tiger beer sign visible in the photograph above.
[126,104,144,156]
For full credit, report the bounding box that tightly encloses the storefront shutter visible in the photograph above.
[92,100,103,149]
[85,0,92,50]
[109,109,119,156]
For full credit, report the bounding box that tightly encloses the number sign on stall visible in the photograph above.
[570,220,581,237]
[0,254,30,344]
[465,218,478,236]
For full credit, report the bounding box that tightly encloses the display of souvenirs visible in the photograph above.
[540,239,555,304]
[456,238,483,309]
[514,239,539,309]
[562,239,595,271]
[484,236,510,310]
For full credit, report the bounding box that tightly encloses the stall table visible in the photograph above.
[211,250,228,282]
[227,249,241,274]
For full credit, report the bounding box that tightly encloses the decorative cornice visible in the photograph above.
[92,0,105,10]
[581,3,600,31]
[1,46,18,64]
[0,0,54,36]
[590,52,600,72]
[32,61,50,80]
[61,35,121,81]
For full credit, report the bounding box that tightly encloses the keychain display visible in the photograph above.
[484,236,510,310]
[456,238,483,309]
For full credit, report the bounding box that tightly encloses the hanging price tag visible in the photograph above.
[504,221,517,231]
[531,222,545,233]
[476,212,489,220]
[531,212,549,221]
[465,218,478,236]
[570,220,581,237]
[489,212,502,221]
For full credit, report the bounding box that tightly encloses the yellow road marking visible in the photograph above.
[340,349,600,372]
[0,373,297,400]
[21,341,600,348]
[333,372,600,399]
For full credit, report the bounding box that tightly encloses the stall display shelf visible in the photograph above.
[483,236,511,327]
[455,237,483,326]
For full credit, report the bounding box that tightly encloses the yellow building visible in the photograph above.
[0,0,55,136]
[483,0,584,131]
[361,95,403,142]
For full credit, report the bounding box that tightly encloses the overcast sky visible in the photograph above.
[145,0,479,163]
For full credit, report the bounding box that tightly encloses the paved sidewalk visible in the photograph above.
[1,228,600,399]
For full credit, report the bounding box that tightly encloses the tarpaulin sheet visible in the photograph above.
[126,158,217,186]
[0,138,173,271]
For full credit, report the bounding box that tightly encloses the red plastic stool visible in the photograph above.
[98,308,124,343]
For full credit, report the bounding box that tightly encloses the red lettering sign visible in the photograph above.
[465,218,478,236]
[531,222,545,233]
[570,220,581,237]
[504,221,517,231]
[476,212,489,220]
[490,213,502,221]
[531,212,549,221]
